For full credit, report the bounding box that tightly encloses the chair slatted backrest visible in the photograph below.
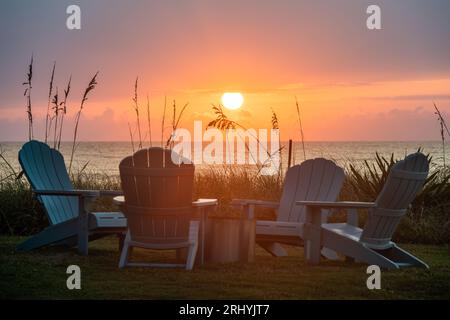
[119,147,194,245]
[360,152,429,249]
[18,140,78,225]
[278,158,345,223]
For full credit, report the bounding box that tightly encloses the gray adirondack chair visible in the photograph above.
[17,140,127,255]
[117,147,217,270]
[232,158,345,257]
[299,152,429,269]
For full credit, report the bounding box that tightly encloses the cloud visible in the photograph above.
[0,108,130,142]
[365,94,450,101]
[309,107,450,141]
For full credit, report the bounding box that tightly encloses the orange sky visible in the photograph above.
[1,0,450,141]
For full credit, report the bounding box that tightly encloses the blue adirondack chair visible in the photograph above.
[17,140,127,255]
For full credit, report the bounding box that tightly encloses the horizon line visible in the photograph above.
[1,140,448,144]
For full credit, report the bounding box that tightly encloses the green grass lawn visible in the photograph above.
[1,236,449,299]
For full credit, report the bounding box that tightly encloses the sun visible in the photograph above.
[221,92,244,110]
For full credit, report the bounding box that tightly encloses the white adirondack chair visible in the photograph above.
[232,158,345,257]
[299,152,429,269]
[117,147,217,270]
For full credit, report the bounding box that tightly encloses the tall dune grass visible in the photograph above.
[23,55,33,141]
[44,62,56,144]
[20,57,99,172]
[1,150,449,243]
[295,96,306,162]
[68,72,99,174]
[57,76,71,150]
[434,103,450,167]
[132,77,143,149]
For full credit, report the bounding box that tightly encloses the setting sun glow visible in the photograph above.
[221,92,244,110]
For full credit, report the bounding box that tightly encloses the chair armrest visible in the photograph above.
[296,201,376,211]
[34,189,123,199]
[113,195,125,205]
[98,190,123,197]
[34,189,100,198]
[298,201,372,228]
[231,199,279,209]
[192,198,218,207]
[112,197,218,207]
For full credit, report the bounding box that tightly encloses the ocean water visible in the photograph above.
[0,141,449,176]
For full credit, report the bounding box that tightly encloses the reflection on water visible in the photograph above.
[1,141,449,176]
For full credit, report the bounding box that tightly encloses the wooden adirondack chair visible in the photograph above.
[232,158,345,257]
[299,152,429,269]
[17,140,127,255]
[117,147,217,270]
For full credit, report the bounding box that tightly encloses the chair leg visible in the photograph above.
[305,207,322,265]
[321,229,400,269]
[17,231,66,252]
[306,239,322,264]
[77,197,89,255]
[118,230,131,268]
[77,225,89,255]
[16,219,78,252]
[385,244,429,269]
[186,220,200,270]
[118,244,130,268]
[56,236,78,248]
[118,233,125,252]
[186,243,198,270]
